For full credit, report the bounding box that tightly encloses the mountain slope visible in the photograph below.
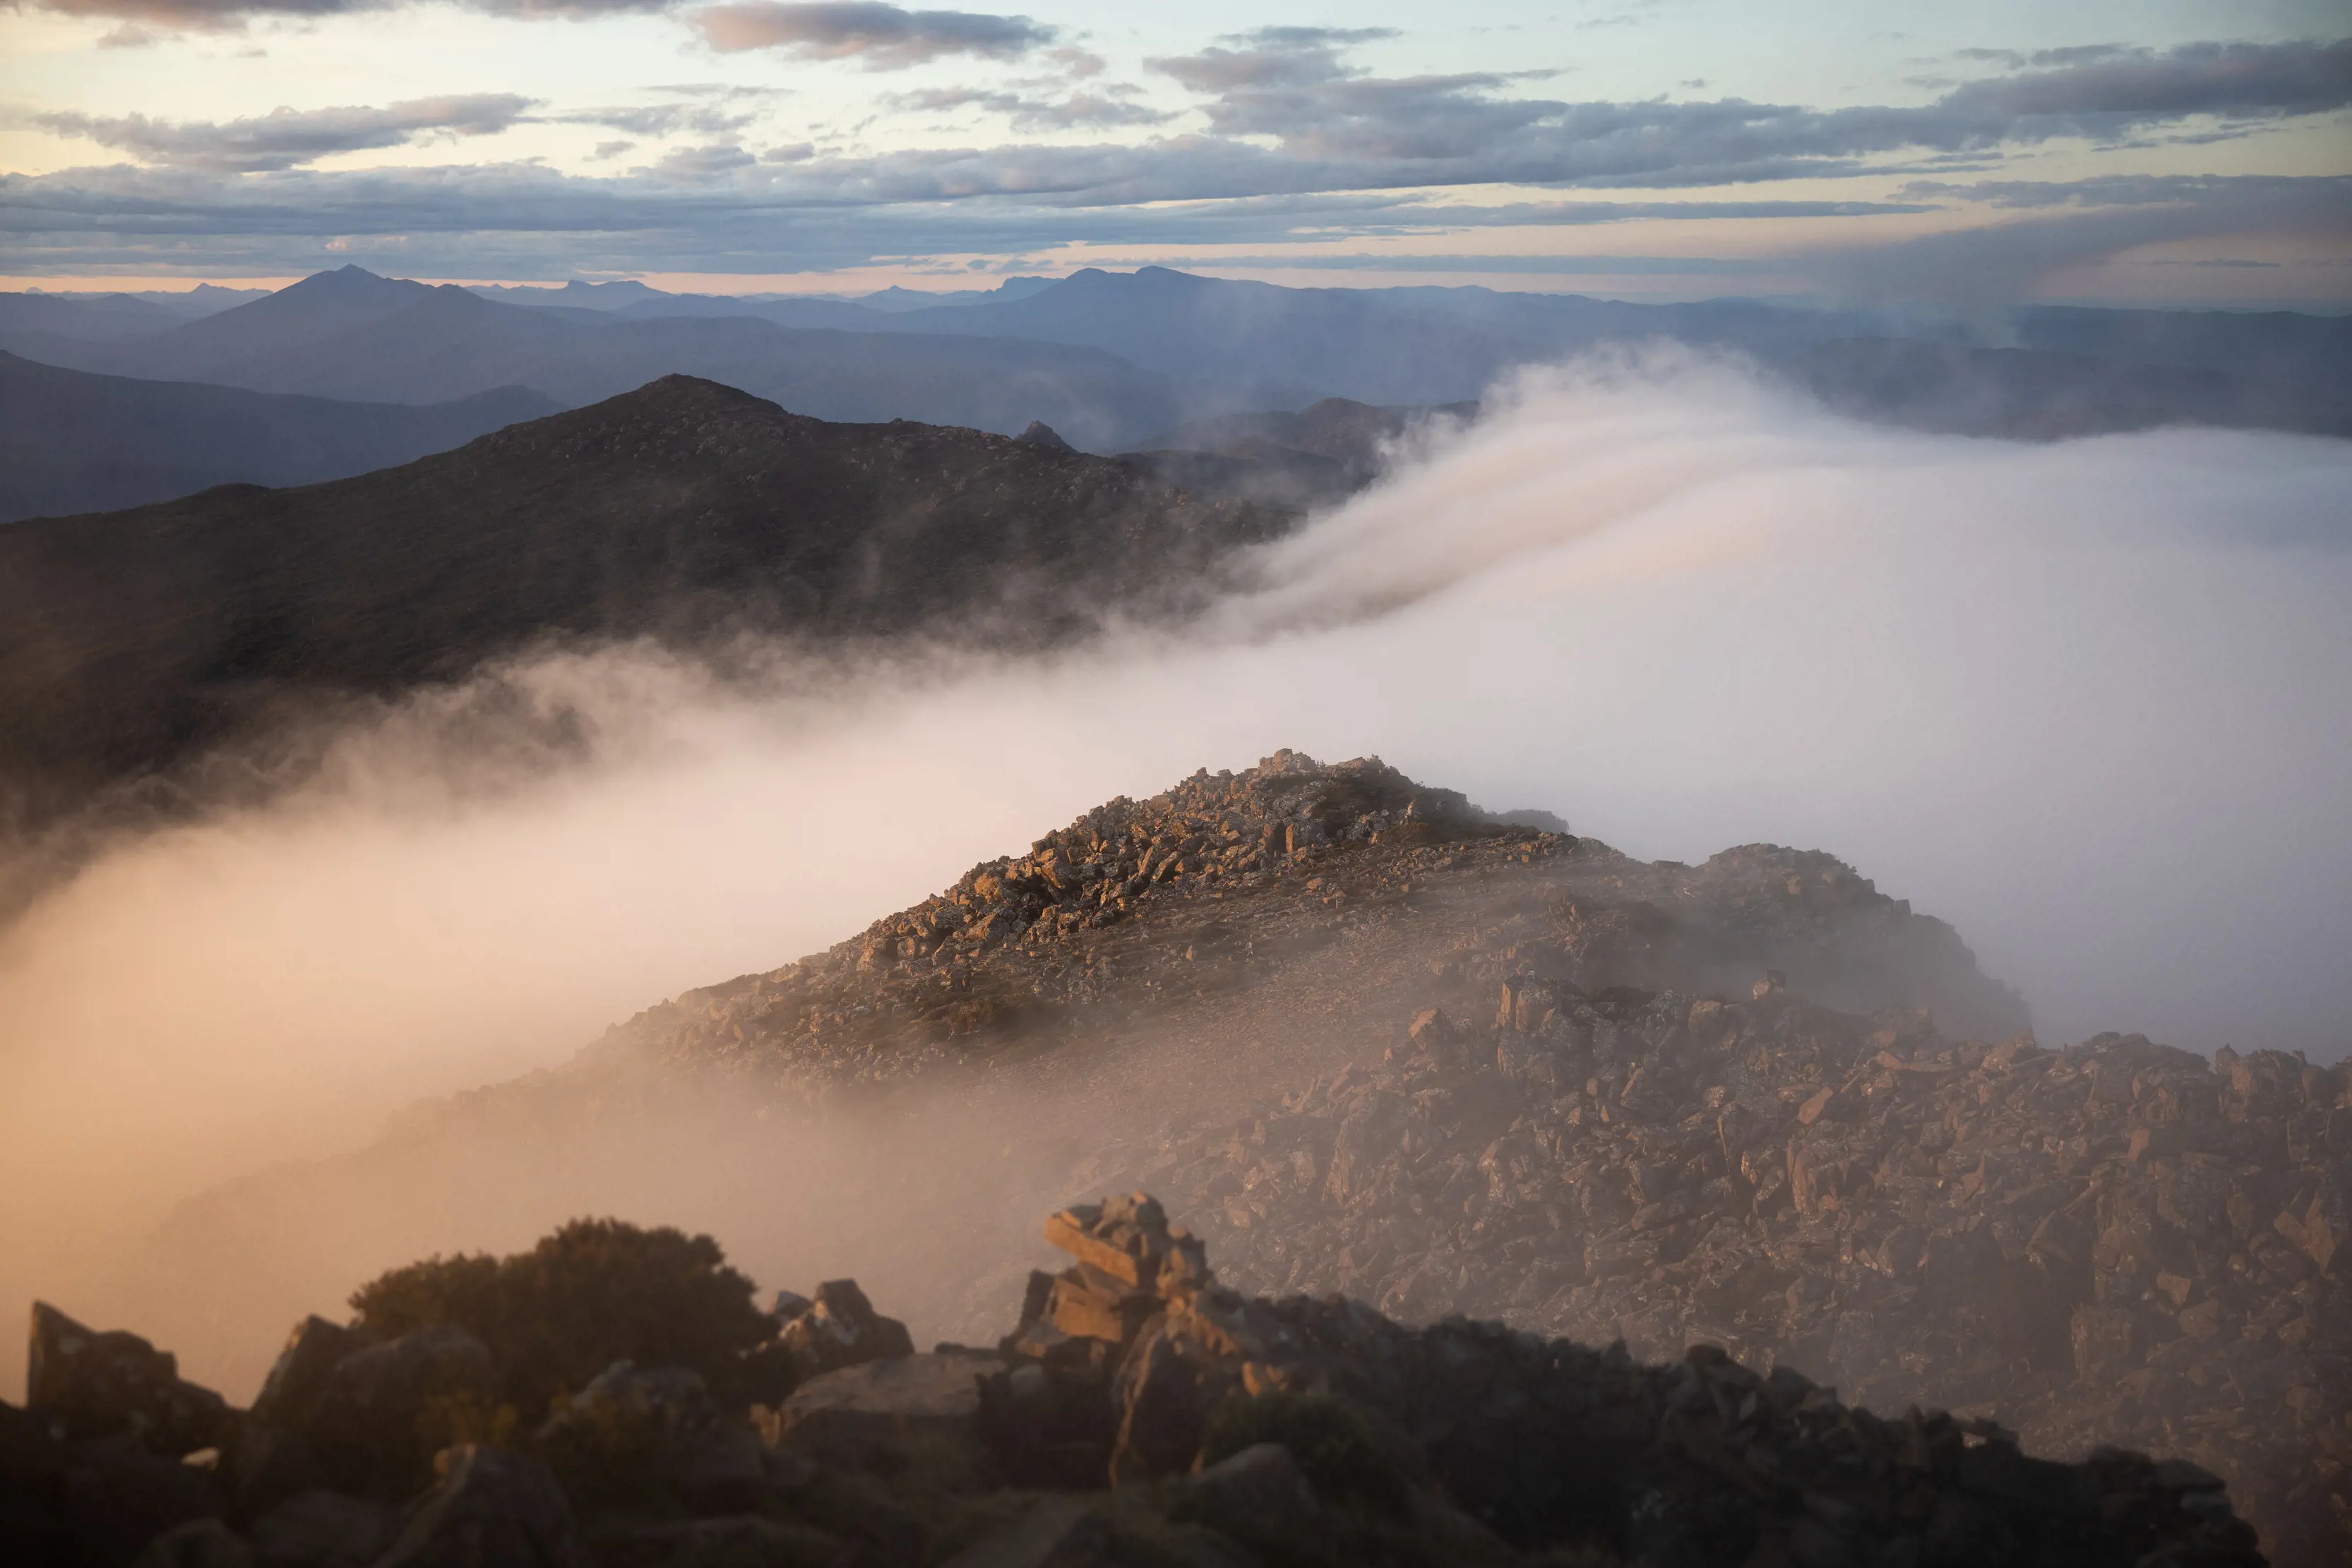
[0,376,1287,838]
[0,290,188,341]
[0,352,556,521]
[1124,396,1484,506]
[881,268,2352,438]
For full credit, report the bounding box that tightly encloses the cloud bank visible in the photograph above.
[9,27,2346,289]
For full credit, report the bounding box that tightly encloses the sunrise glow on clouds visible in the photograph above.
[1,0,2346,299]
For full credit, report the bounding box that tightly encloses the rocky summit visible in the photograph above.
[1,1197,2270,1568]
[602,749,2026,1095]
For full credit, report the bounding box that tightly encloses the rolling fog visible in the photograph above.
[3,356,2348,1397]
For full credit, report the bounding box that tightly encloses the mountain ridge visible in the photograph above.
[0,350,556,522]
[0,376,1289,863]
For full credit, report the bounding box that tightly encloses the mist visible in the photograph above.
[4,353,2348,1399]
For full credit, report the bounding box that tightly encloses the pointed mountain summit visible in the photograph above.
[160,265,453,358]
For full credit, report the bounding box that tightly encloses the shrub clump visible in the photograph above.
[1198,1390,1412,1519]
[350,1218,785,1414]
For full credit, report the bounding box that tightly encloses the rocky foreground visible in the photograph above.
[4,1195,2269,1567]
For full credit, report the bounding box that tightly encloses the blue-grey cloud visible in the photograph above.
[3,155,2334,297]
[1942,37,2352,119]
[30,95,537,174]
[887,85,1174,132]
[555,102,760,137]
[30,0,669,24]
[692,2,1053,66]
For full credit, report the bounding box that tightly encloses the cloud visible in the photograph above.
[691,1,1053,66]
[1134,32,2352,181]
[1152,27,1397,94]
[557,103,760,137]
[11,30,2348,293]
[30,0,670,23]
[887,85,1172,132]
[30,95,537,174]
[638,141,758,179]
[1815,174,2352,299]
[6,148,2336,296]
[1940,37,2352,121]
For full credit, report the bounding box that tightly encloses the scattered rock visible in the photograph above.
[1168,1443,1322,1557]
[770,1349,998,1477]
[371,1445,584,1568]
[775,1279,914,1383]
[1016,421,1075,453]
[247,1489,398,1568]
[26,1303,230,1456]
[129,1519,254,1568]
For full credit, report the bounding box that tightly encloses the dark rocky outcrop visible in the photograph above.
[1,1198,2273,1567]
[27,1303,230,1458]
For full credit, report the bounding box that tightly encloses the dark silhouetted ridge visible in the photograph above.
[0,375,1287,853]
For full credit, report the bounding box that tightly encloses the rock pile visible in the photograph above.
[2,1201,2269,1568]
[1067,997,2351,1564]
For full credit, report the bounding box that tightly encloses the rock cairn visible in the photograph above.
[987,1193,2265,1565]
[1070,997,2351,1564]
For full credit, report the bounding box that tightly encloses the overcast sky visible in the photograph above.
[2,0,2347,299]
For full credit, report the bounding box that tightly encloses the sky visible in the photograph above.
[1,3,2349,301]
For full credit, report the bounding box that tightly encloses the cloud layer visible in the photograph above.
[6,25,2348,293]
[691,2,1052,64]
[32,95,537,174]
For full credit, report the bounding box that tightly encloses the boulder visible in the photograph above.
[25,1303,229,1456]
[1167,1443,1323,1559]
[301,1325,496,1497]
[1106,1323,1217,1485]
[371,1446,584,1568]
[249,1319,370,1430]
[772,1349,997,1476]
[248,1489,399,1568]
[49,1444,229,1568]
[129,1519,254,1568]
[587,1516,843,1568]
[775,1280,914,1383]
[536,1362,768,1516]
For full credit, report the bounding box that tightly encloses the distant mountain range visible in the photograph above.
[0,352,557,522]
[6,266,2346,465]
[0,267,1214,452]
[0,376,1287,861]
